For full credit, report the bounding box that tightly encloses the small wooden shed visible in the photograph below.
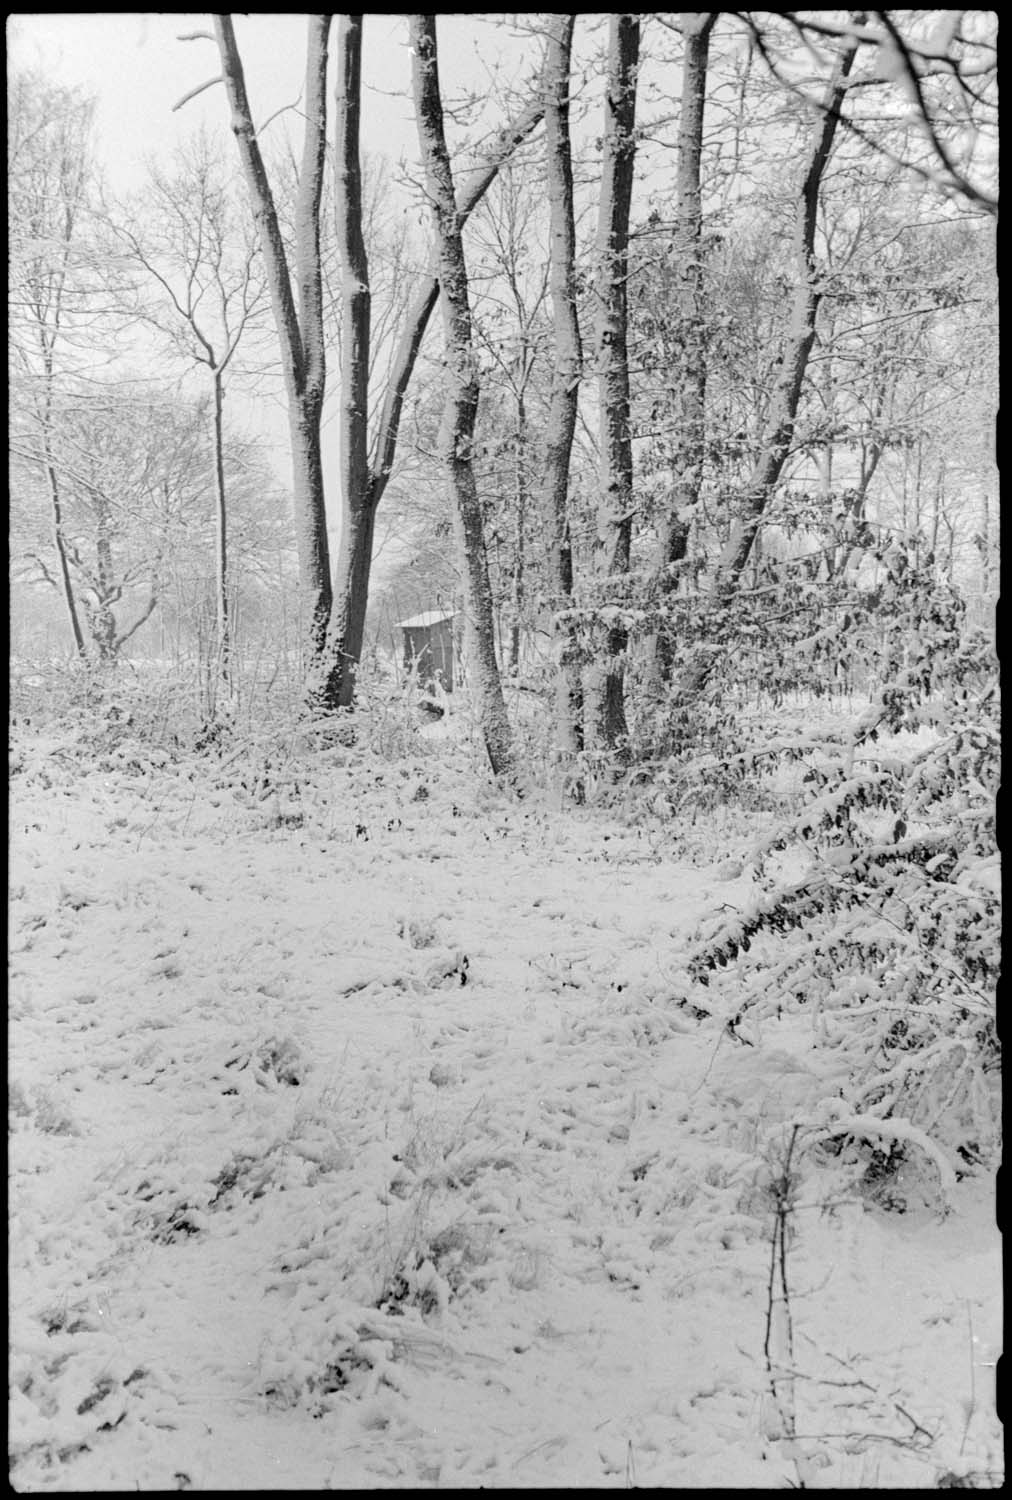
[397,609,456,693]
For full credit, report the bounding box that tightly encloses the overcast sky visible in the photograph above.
[7,13,542,192]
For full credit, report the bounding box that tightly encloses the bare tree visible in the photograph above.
[410,12,517,782]
[192,15,547,709]
[584,14,640,756]
[12,392,215,662]
[8,68,95,658]
[470,160,551,670]
[104,134,268,690]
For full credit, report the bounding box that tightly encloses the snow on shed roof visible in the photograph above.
[396,610,456,629]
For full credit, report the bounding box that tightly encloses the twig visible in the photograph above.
[895,1401,935,1445]
[764,1125,803,1478]
[959,1300,975,1456]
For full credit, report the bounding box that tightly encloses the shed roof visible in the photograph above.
[396,610,456,629]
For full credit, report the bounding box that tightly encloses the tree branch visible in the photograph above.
[367,90,546,504]
[172,75,223,113]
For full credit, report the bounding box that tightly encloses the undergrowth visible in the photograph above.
[636,562,1001,1189]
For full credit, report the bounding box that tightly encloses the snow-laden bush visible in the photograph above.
[574,545,1000,1191]
[628,544,989,761]
[677,606,998,1187]
[10,658,212,781]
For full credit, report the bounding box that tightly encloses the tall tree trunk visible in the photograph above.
[211,365,230,688]
[326,27,547,711]
[410,13,517,783]
[647,13,714,694]
[712,21,863,594]
[214,14,332,686]
[831,444,883,578]
[328,14,373,708]
[540,15,584,758]
[38,317,88,657]
[509,391,526,673]
[91,501,118,662]
[585,14,639,757]
[42,432,86,658]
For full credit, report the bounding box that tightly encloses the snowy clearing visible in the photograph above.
[9,726,1002,1490]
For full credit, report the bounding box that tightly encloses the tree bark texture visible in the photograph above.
[647,13,714,693]
[327,14,373,707]
[585,14,639,756]
[214,14,332,678]
[509,392,527,673]
[410,13,516,783]
[539,14,584,756]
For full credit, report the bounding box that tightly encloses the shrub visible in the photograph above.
[680,607,998,1173]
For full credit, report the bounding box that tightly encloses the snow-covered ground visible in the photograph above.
[9,720,1002,1489]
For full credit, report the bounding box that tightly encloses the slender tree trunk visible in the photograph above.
[36,337,88,657]
[509,391,526,673]
[585,14,639,757]
[979,492,994,600]
[44,450,87,658]
[290,14,332,674]
[929,461,944,560]
[365,96,545,507]
[91,502,118,662]
[327,25,547,710]
[540,15,584,758]
[712,21,863,593]
[647,13,714,693]
[410,13,517,783]
[214,14,332,685]
[832,441,883,577]
[211,366,230,687]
